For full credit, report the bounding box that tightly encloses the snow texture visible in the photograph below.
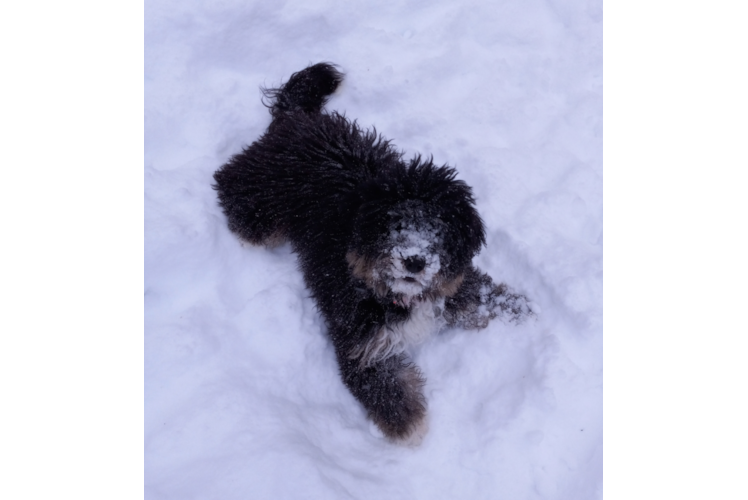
[145,0,602,498]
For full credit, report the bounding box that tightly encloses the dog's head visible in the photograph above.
[347,158,485,305]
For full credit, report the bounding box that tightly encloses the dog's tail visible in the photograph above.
[262,63,344,118]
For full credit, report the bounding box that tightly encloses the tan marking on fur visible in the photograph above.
[434,272,465,298]
[397,413,429,447]
[262,231,288,248]
[346,250,390,298]
[346,251,373,281]
[236,230,287,248]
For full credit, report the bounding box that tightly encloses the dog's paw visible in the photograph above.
[370,363,429,446]
[371,406,428,447]
[444,281,535,329]
[371,410,429,447]
[393,412,429,447]
[486,283,535,324]
[443,267,535,329]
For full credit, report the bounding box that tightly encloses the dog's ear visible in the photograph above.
[445,185,486,253]
[435,176,486,273]
[347,181,393,259]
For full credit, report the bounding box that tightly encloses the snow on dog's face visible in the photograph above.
[347,209,456,304]
[385,217,442,299]
[347,160,487,305]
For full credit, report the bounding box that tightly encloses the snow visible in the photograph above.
[145,0,602,498]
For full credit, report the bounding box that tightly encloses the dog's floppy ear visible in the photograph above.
[442,182,486,255]
[347,180,394,259]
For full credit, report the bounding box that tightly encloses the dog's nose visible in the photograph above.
[403,256,426,274]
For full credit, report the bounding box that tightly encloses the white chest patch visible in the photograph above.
[352,298,446,366]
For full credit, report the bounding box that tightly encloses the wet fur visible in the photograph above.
[213,63,533,443]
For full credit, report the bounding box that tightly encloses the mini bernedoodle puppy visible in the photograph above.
[213,63,534,445]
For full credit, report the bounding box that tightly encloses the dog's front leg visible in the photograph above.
[443,266,534,329]
[336,351,428,445]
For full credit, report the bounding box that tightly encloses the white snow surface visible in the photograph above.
[145,0,602,498]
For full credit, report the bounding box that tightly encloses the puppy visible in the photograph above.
[213,63,533,444]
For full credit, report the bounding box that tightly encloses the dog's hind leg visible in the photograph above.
[212,162,289,246]
[213,63,344,246]
[337,352,428,445]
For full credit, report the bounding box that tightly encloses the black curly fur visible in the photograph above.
[214,63,533,443]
